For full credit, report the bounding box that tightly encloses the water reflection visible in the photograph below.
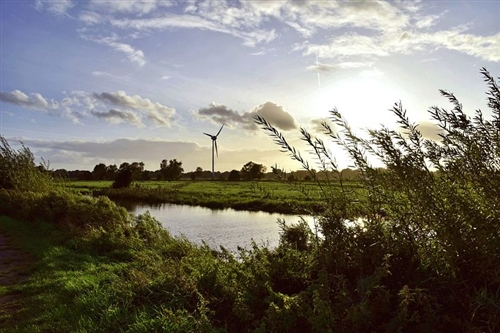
[114,200,316,252]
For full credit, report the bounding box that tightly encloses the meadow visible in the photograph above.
[62,179,365,214]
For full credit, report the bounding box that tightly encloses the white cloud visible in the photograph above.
[35,0,74,15]
[108,41,147,66]
[90,108,145,128]
[1,89,176,127]
[80,33,147,66]
[69,1,500,63]
[0,90,83,123]
[197,101,297,131]
[0,90,58,111]
[92,91,176,126]
[300,28,500,63]
[89,0,174,15]
[79,11,102,25]
[110,8,277,47]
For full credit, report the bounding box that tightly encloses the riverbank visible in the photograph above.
[63,180,365,215]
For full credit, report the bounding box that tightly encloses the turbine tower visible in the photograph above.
[203,124,224,180]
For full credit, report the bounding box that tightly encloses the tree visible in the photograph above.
[112,163,133,188]
[112,169,132,188]
[241,161,267,180]
[106,164,118,180]
[228,169,241,181]
[130,162,145,181]
[92,163,107,180]
[52,169,68,180]
[190,166,203,180]
[195,167,203,179]
[160,159,184,181]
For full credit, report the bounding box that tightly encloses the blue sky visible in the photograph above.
[1,0,499,173]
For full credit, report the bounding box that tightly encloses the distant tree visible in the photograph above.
[241,161,267,180]
[160,159,184,181]
[112,167,133,188]
[78,170,93,181]
[52,169,68,179]
[190,166,203,180]
[195,167,203,179]
[112,161,144,188]
[92,163,107,180]
[141,170,155,181]
[106,164,118,180]
[130,162,145,180]
[228,169,241,181]
[119,162,130,170]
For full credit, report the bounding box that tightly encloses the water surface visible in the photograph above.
[117,201,316,252]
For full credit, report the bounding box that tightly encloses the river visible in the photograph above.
[116,201,317,252]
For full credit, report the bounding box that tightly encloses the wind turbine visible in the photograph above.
[204,124,224,180]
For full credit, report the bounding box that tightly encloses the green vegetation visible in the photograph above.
[1,68,499,332]
[63,179,362,214]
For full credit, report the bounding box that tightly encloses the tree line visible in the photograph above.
[50,160,273,182]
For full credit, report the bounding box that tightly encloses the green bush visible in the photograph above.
[0,136,53,192]
[255,67,500,331]
[0,189,129,234]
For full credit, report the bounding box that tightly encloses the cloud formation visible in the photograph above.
[198,101,297,131]
[90,109,144,127]
[36,0,498,64]
[1,89,175,127]
[0,90,58,111]
[92,91,175,126]
[35,0,74,15]
[79,33,147,66]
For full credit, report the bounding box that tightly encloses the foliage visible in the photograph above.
[228,169,241,181]
[254,67,500,331]
[160,159,184,181]
[112,162,144,188]
[112,167,133,188]
[241,161,267,180]
[0,136,53,193]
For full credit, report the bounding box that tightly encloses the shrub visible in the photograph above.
[0,136,53,192]
[255,67,500,331]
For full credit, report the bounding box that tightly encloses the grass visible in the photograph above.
[62,180,365,214]
[0,215,219,332]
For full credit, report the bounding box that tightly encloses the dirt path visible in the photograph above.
[0,230,35,326]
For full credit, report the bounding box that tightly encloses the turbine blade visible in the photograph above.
[215,139,218,157]
[203,133,213,137]
[215,124,224,137]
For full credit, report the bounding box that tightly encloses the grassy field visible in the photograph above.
[62,180,365,214]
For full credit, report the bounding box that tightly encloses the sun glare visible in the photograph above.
[314,74,400,128]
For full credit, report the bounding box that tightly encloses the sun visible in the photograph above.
[313,72,401,128]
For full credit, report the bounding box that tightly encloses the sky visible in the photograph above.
[1,0,499,173]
